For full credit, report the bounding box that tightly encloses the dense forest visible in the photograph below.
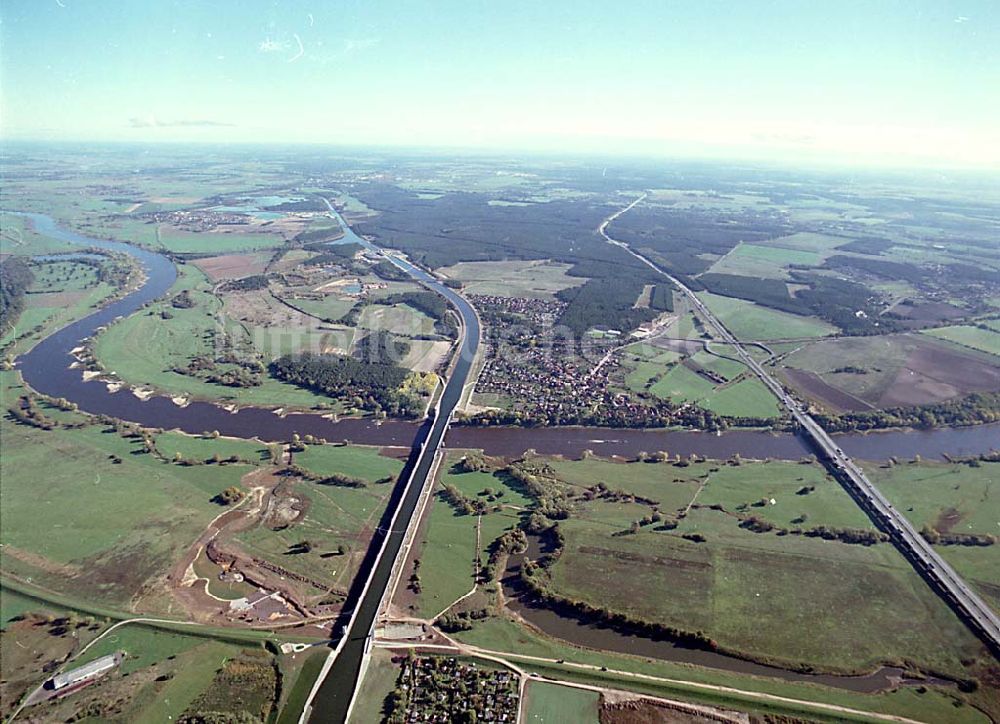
[354,330,411,364]
[0,257,34,332]
[270,352,420,417]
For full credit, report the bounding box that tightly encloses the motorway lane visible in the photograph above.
[601,194,1000,653]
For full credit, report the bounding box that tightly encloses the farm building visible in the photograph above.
[50,653,122,691]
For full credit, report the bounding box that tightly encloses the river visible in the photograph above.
[10,209,997,461]
[8,207,998,718]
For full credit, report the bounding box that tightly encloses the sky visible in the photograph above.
[1,0,998,169]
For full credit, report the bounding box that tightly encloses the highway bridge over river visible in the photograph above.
[601,193,1000,654]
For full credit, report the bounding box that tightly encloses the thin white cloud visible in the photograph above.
[288,34,304,63]
[129,116,234,128]
[258,38,285,53]
[343,37,380,55]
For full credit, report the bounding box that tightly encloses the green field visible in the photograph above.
[761,232,851,252]
[440,259,584,298]
[696,291,837,341]
[530,456,985,678]
[1,256,120,354]
[0,395,250,608]
[924,325,1000,357]
[347,649,399,724]
[778,332,1000,408]
[358,302,437,337]
[411,454,529,618]
[294,443,404,482]
[236,481,393,594]
[708,242,828,279]
[0,212,78,255]
[92,264,334,409]
[864,461,1000,611]
[639,358,780,419]
[286,295,357,323]
[235,447,403,591]
[37,624,267,724]
[523,680,599,723]
[157,228,287,254]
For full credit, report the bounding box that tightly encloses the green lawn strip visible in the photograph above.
[1,580,310,648]
[0,587,73,624]
[523,679,599,723]
[154,430,270,463]
[157,229,286,254]
[294,443,404,482]
[277,648,330,724]
[454,618,981,724]
[696,291,837,340]
[347,648,399,724]
[923,325,1000,357]
[703,378,780,418]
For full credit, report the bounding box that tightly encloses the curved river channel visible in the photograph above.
[11,208,998,718]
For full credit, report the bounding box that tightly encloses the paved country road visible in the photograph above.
[600,193,1000,656]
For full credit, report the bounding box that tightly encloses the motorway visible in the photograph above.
[601,193,1000,654]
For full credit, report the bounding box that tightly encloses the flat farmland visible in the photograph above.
[439,259,584,298]
[453,618,985,724]
[707,243,827,279]
[923,324,1000,357]
[0,404,247,609]
[696,292,836,341]
[192,252,271,281]
[93,265,334,409]
[863,461,1000,612]
[405,453,531,619]
[357,302,437,337]
[543,457,985,676]
[156,227,286,254]
[642,358,780,419]
[759,231,850,253]
[523,680,599,723]
[778,333,1000,409]
[1,212,78,255]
